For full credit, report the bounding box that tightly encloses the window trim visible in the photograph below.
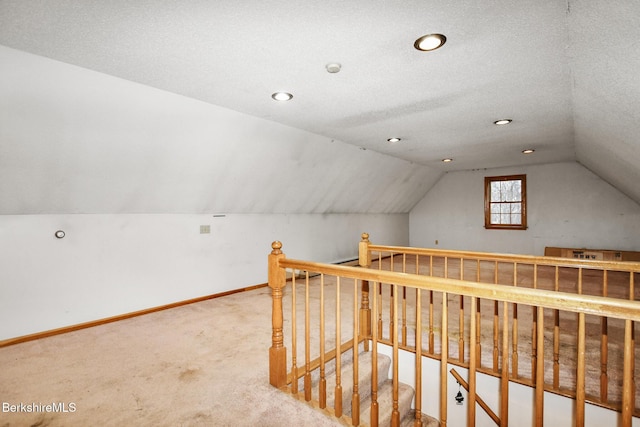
[484,174,527,230]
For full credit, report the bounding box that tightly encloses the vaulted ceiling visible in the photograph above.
[1,0,638,214]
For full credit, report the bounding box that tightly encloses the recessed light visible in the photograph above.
[414,34,447,51]
[494,119,512,125]
[387,137,401,143]
[271,92,293,101]
[442,158,453,163]
[522,149,535,154]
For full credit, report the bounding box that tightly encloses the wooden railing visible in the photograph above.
[268,235,640,426]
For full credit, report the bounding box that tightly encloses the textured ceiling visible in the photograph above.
[0,0,639,211]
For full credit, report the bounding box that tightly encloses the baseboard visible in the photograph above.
[334,257,360,266]
[0,283,268,348]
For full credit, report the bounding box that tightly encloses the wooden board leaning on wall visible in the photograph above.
[545,246,640,262]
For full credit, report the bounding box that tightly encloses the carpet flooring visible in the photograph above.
[0,286,344,427]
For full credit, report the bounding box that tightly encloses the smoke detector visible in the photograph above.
[326,63,342,73]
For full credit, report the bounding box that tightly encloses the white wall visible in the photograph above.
[409,162,640,255]
[0,213,407,340]
[0,45,433,341]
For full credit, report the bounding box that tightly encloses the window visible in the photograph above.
[484,174,527,230]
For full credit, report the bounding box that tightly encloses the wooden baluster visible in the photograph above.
[493,261,499,372]
[444,256,448,278]
[601,269,609,402]
[512,263,519,379]
[305,271,312,401]
[359,233,371,352]
[402,254,407,346]
[443,252,452,426]
[361,279,371,352]
[622,319,634,426]
[389,254,394,342]
[476,260,482,368]
[553,266,560,390]
[534,306,544,427]
[621,272,636,424]
[429,256,435,354]
[578,267,583,294]
[414,253,424,427]
[440,292,449,427]
[378,282,383,340]
[319,274,326,409]
[511,309,518,378]
[576,267,585,420]
[389,283,394,343]
[631,273,636,414]
[459,258,465,363]
[291,274,298,395]
[576,311,586,427]
[414,288,423,427]
[370,281,379,427]
[268,241,287,388]
[531,264,538,382]
[392,283,400,427]
[352,278,360,425]
[500,301,509,427]
[429,289,435,355]
[468,296,477,427]
[334,277,342,417]
[402,286,408,346]
[632,321,636,415]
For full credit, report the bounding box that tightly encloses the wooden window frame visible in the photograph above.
[484,174,527,230]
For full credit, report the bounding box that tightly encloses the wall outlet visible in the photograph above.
[200,225,210,234]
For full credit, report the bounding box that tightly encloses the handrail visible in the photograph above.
[269,237,639,427]
[278,258,640,322]
[364,236,639,426]
[369,243,640,272]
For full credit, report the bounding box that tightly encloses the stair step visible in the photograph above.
[296,343,365,391]
[400,410,441,427]
[321,351,392,416]
[359,379,415,427]
[301,348,440,427]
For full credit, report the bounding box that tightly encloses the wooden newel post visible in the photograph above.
[359,233,372,351]
[269,241,287,388]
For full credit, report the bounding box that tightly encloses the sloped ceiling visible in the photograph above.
[0,0,638,214]
[567,1,640,205]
